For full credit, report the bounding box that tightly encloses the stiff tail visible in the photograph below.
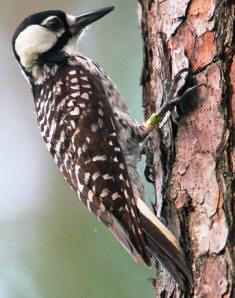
[109,221,143,266]
[136,199,193,292]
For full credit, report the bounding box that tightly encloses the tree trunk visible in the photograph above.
[138,0,235,297]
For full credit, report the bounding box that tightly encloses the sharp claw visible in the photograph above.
[180,83,206,100]
[173,68,189,80]
[145,70,206,131]
[158,83,205,118]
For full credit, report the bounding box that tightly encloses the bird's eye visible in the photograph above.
[44,17,64,31]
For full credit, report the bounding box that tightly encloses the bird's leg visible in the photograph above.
[143,69,205,131]
[143,85,204,131]
[115,70,205,171]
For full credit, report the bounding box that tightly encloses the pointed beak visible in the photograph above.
[70,6,114,34]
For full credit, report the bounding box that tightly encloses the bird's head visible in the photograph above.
[12,7,114,79]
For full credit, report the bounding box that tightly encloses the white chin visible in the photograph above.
[63,35,79,53]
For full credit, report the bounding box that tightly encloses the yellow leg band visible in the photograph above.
[143,113,161,131]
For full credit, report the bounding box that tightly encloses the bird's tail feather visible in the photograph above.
[136,198,193,292]
[109,221,143,266]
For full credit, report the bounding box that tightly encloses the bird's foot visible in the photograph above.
[143,69,205,131]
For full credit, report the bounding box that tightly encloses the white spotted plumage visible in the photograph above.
[12,8,194,291]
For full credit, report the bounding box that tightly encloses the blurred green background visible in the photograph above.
[1,1,154,297]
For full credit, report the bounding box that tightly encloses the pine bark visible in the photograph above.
[139,0,235,297]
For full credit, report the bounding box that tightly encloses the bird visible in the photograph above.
[12,6,193,291]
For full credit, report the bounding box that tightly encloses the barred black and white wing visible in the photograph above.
[13,7,195,292]
[33,63,151,266]
[33,60,194,291]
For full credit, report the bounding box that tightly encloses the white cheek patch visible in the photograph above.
[15,24,57,69]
